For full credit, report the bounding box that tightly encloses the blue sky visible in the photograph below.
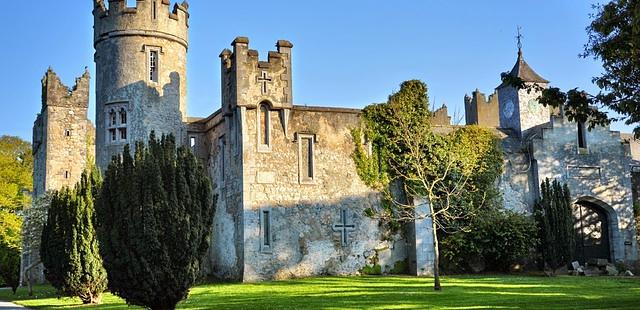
[0,0,623,141]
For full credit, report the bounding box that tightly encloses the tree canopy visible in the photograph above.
[353,80,504,290]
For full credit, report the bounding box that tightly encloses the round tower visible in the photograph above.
[92,0,189,169]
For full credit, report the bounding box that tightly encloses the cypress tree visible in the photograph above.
[40,167,107,304]
[534,178,575,274]
[96,133,214,310]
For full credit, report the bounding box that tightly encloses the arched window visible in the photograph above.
[109,109,117,126]
[258,103,270,150]
[120,108,127,125]
[106,103,128,144]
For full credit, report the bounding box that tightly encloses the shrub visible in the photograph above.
[441,209,538,273]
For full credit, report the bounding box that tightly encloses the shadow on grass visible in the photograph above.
[2,276,640,309]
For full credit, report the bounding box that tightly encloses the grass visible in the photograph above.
[2,275,640,309]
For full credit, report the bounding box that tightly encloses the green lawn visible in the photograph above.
[1,275,640,309]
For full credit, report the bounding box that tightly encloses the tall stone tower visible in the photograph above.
[92,0,189,169]
[32,68,95,199]
[496,48,550,137]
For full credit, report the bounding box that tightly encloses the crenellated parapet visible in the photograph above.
[464,88,500,127]
[93,0,189,49]
[41,67,90,110]
[220,37,294,114]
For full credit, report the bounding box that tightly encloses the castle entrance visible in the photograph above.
[573,200,611,264]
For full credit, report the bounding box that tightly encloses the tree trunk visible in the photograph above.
[431,204,441,291]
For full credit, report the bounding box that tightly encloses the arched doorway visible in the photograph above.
[573,200,612,263]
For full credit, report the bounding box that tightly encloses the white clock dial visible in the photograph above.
[503,100,514,118]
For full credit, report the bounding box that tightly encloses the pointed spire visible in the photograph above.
[497,27,549,87]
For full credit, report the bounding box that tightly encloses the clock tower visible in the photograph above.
[497,47,550,137]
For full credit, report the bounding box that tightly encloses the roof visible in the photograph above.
[498,49,549,88]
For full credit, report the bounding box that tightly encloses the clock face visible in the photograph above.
[503,100,514,118]
[527,99,541,115]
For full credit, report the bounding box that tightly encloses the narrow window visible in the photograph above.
[578,122,587,150]
[219,136,226,182]
[120,108,127,125]
[64,129,71,137]
[259,104,270,147]
[152,1,157,19]
[190,136,196,148]
[299,135,315,182]
[110,109,117,126]
[262,210,271,248]
[119,128,127,140]
[149,50,159,82]
[109,129,117,142]
[64,171,70,179]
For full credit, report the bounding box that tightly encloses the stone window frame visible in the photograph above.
[260,207,273,254]
[143,45,163,84]
[257,102,272,153]
[64,129,72,137]
[296,132,317,184]
[105,101,129,145]
[577,121,589,155]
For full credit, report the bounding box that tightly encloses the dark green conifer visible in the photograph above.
[534,178,575,274]
[40,167,107,304]
[96,133,214,310]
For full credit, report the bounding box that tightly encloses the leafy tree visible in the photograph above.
[353,80,503,290]
[40,168,107,304]
[0,136,33,212]
[0,211,21,294]
[534,178,575,274]
[96,133,214,310]
[0,135,31,294]
[503,0,640,135]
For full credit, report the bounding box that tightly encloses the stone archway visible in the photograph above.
[573,197,617,264]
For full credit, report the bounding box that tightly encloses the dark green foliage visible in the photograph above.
[440,209,538,273]
[0,241,20,294]
[40,167,107,304]
[96,133,214,310]
[360,264,382,275]
[534,178,575,273]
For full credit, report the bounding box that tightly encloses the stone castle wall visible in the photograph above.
[465,89,499,127]
[532,116,638,263]
[241,106,406,281]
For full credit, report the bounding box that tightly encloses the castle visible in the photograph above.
[28,0,639,282]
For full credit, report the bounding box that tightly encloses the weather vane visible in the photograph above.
[516,26,523,53]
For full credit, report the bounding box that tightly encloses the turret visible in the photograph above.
[496,48,550,136]
[92,0,190,170]
[220,37,294,114]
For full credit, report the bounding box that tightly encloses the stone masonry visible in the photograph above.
[93,0,189,170]
[29,67,95,283]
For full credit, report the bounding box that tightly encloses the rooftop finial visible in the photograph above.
[516,26,523,57]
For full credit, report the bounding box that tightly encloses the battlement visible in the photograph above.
[93,0,189,49]
[220,37,294,111]
[431,105,452,126]
[464,89,499,127]
[41,67,90,110]
[221,37,293,69]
